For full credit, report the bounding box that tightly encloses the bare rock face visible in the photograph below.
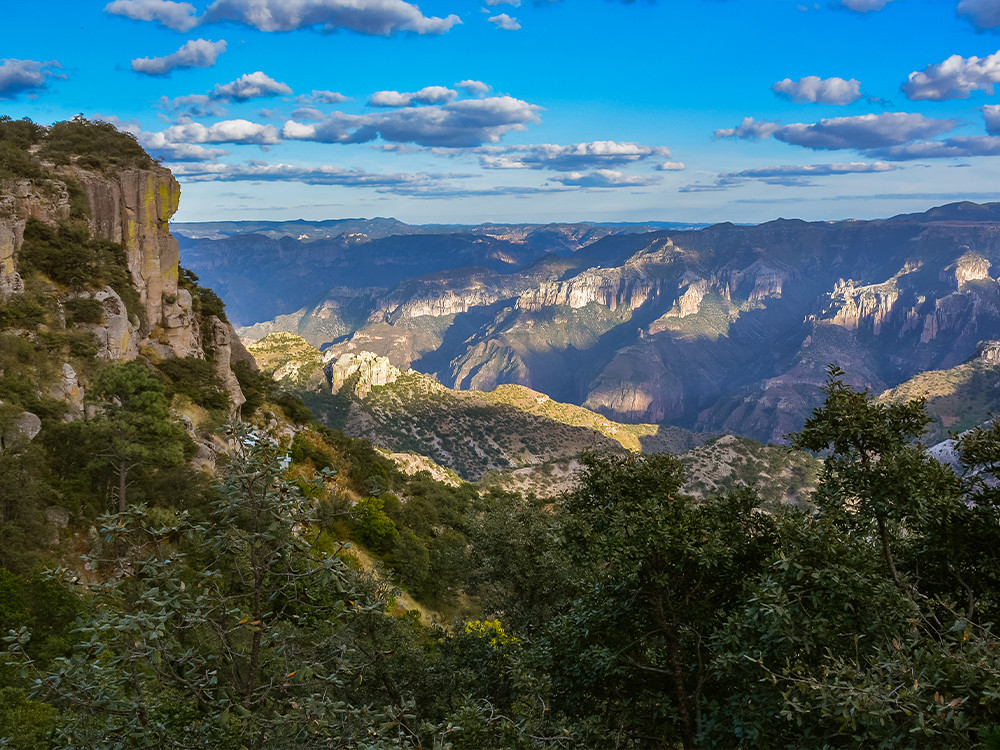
[161,288,202,358]
[325,351,402,398]
[823,278,901,334]
[0,178,70,299]
[44,363,85,418]
[76,166,182,330]
[207,315,246,416]
[77,287,140,361]
[951,251,992,288]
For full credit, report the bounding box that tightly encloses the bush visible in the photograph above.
[155,357,230,412]
[40,117,154,171]
[63,296,104,325]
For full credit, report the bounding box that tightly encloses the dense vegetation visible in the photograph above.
[3,363,1000,748]
[0,115,153,180]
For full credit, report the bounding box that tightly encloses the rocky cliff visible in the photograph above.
[1,158,249,426]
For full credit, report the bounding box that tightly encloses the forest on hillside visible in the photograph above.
[3,366,1000,749]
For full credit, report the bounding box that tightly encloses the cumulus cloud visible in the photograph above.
[200,0,461,35]
[283,95,541,147]
[983,105,1000,134]
[104,0,199,31]
[772,76,862,105]
[488,13,521,30]
[211,71,291,100]
[457,79,491,96]
[479,140,671,171]
[555,169,660,188]
[838,0,894,11]
[775,113,958,150]
[131,39,227,76]
[657,161,685,171]
[714,117,783,141]
[94,114,229,162]
[0,59,64,99]
[904,50,1000,101]
[958,0,1000,29]
[162,119,282,145]
[369,86,457,107]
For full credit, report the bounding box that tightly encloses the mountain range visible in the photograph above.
[181,202,1000,443]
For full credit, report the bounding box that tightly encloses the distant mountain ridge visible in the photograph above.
[182,202,1000,443]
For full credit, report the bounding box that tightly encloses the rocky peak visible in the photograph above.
[325,351,403,398]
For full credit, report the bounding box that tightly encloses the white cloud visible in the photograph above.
[162,119,282,145]
[169,160,433,188]
[839,0,894,11]
[94,115,230,162]
[131,39,227,76]
[284,95,541,147]
[488,13,521,30]
[714,117,783,140]
[903,50,1000,101]
[104,0,199,31]
[983,104,1000,134]
[0,59,64,99]
[958,0,1000,29]
[772,76,862,105]
[657,161,685,171]
[777,113,957,149]
[201,0,461,35]
[485,0,520,5]
[369,86,457,107]
[211,71,291,100]
[555,169,660,188]
[457,80,491,96]
[480,140,671,171]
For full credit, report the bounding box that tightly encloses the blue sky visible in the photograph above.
[6,0,1000,224]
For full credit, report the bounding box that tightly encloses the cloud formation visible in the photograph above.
[131,39,227,76]
[682,161,895,191]
[457,80,491,96]
[170,160,433,187]
[283,95,541,147]
[0,59,64,99]
[369,86,457,107]
[555,169,660,188]
[714,117,783,141]
[957,0,1000,29]
[298,89,349,104]
[211,71,291,100]
[868,136,1000,160]
[772,76,862,105]
[903,50,1000,101]
[718,113,958,152]
[485,0,520,5]
[162,119,282,145]
[488,13,521,30]
[479,140,671,171]
[200,0,461,35]
[104,0,199,31]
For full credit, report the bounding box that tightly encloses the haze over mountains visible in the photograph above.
[180,202,1000,444]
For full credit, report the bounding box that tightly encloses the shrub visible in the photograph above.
[40,117,154,171]
[155,357,230,412]
[63,296,104,325]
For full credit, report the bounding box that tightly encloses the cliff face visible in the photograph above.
[2,163,248,416]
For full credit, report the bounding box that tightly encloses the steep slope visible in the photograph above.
[248,333,820,501]
[224,205,1000,443]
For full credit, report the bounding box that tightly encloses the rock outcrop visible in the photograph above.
[325,351,403,398]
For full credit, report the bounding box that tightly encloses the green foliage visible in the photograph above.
[232,358,274,418]
[40,116,154,171]
[62,296,103,325]
[274,390,314,424]
[3,425,425,748]
[351,496,398,553]
[178,266,229,324]
[155,356,230,412]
